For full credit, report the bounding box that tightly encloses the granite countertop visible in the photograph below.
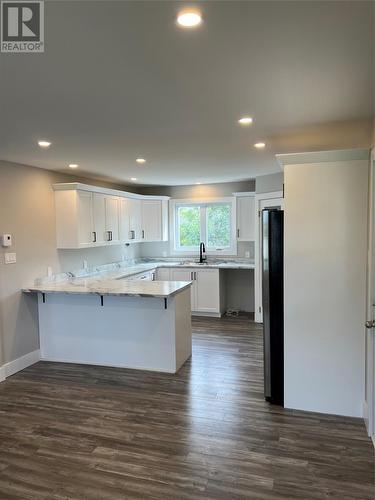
[23,258,254,298]
[24,279,192,299]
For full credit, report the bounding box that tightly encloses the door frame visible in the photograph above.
[364,148,375,439]
[254,190,284,323]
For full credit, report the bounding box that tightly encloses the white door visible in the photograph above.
[105,196,120,243]
[171,268,195,310]
[254,192,284,323]
[195,269,220,313]
[92,193,106,245]
[77,191,94,247]
[129,199,142,242]
[365,149,375,438]
[237,196,255,241]
[142,200,162,242]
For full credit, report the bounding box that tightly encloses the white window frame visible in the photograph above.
[169,197,237,256]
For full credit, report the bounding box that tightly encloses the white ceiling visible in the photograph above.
[0,1,373,186]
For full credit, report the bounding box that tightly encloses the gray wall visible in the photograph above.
[255,172,284,194]
[0,161,141,366]
[139,180,255,198]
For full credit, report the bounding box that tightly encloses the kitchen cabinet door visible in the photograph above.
[171,268,196,310]
[142,200,162,242]
[105,196,120,243]
[237,196,255,241]
[92,193,106,245]
[156,268,171,281]
[195,268,221,314]
[128,199,142,242]
[77,191,94,247]
[119,198,131,242]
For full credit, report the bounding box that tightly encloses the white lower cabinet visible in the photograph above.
[195,268,221,315]
[125,270,155,281]
[165,267,223,317]
[155,268,172,281]
[171,268,197,311]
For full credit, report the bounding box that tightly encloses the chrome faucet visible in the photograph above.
[199,242,207,263]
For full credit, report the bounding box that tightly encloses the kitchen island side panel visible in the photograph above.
[37,293,189,373]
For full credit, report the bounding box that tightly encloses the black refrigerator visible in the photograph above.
[262,209,284,406]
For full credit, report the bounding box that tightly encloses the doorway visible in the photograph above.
[254,191,284,323]
[364,149,375,440]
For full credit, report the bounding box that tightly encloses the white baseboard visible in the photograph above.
[2,349,40,379]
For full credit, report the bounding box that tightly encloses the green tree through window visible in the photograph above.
[178,206,200,248]
[207,204,230,248]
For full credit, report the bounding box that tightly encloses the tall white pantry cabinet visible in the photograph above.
[53,183,169,249]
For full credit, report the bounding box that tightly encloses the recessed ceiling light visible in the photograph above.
[136,158,146,164]
[38,140,51,148]
[254,142,266,149]
[238,117,253,126]
[177,10,202,28]
[195,182,201,185]
[130,177,137,182]
[68,164,78,169]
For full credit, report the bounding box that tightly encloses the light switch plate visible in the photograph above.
[4,252,16,264]
[245,251,250,258]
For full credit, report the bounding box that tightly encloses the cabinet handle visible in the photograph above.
[142,230,145,239]
[93,231,97,243]
[107,230,113,241]
[190,271,193,280]
[237,228,240,238]
[194,272,197,280]
[130,230,135,240]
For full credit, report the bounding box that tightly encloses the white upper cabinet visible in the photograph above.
[77,191,94,247]
[55,189,95,249]
[141,199,168,242]
[236,193,255,241]
[92,193,106,245]
[119,198,131,242]
[128,198,142,242]
[92,194,120,245]
[105,195,120,243]
[54,183,169,249]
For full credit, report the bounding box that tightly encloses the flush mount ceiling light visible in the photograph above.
[38,140,51,148]
[254,142,266,149]
[130,177,137,182]
[177,9,202,28]
[195,182,201,185]
[238,117,253,126]
[136,158,146,164]
[68,163,78,169]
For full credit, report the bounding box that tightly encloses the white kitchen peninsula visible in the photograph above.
[24,279,192,374]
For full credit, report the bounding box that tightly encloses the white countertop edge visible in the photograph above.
[23,281,192,299]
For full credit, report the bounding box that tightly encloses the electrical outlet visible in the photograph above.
[4,252,16,264]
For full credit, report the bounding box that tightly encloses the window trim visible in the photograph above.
[169,197,237,256]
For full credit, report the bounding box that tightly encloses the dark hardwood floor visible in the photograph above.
[0,316,373,499]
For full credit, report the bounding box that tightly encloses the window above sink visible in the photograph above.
[170,197,237,256]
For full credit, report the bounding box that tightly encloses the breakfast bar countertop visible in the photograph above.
[23,279,192,299]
